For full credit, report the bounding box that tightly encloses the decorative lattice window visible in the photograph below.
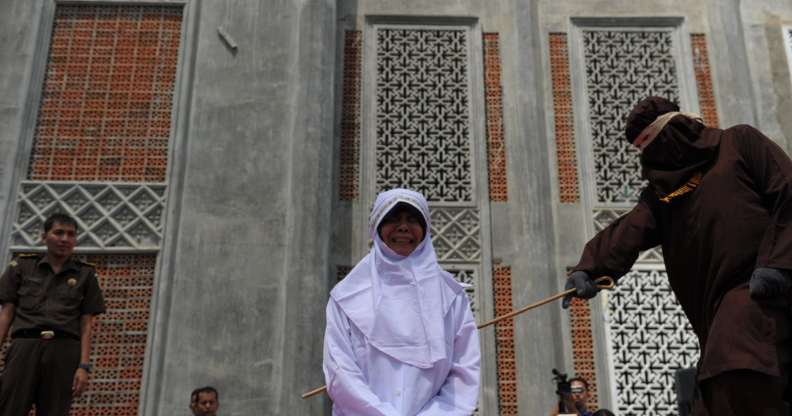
[431,207,481,262]
[582,30,680,205]
[607,268,699,415]
[448,267,478,316]
[12,181,166,252]
[374,27,474,203]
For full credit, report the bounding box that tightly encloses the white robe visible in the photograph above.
[323,291,480,415]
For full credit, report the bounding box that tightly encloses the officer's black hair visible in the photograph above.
[191,386,219,403]
[43,212,78,233]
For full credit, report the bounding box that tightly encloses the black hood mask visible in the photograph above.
[624,96,720,197]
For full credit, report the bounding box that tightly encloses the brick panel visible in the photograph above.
[549,33,580,203]
[29,5,183,182]
[483,33,508,202]
[339,31,362,201]
[690,34,719,128]
[493,265,518,415]
[69,254,156,415]
[569,298,599,410]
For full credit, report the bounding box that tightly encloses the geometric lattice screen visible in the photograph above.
[582,30,680,205]
[606,268,699,415]
[448,268,478,316]
[12,181,166,252]
[375,27,474,203]
[581,28,698,416]
[431,207,481,263]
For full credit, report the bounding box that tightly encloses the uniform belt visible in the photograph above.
[11,328,79,341]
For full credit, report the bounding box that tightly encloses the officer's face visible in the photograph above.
[191,392,219,416]
[42,222,77,259]
[378,208,425,256]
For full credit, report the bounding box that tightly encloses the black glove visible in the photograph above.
[562,271,599,309]
[749,267,792,298]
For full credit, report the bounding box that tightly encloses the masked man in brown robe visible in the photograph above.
[563,96,792,415]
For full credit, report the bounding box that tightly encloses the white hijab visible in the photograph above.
[330,188,465,368]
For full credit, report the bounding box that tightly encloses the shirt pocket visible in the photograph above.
[18,277,44,310]
[54,282,84,311]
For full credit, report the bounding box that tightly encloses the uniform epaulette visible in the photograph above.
[14,253,42,261]
[10,253,41,267]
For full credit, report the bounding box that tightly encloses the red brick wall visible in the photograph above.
[691,34,719,128]
[549,33,580,204]
[568,298,599,410]
[70,255,156,416]
[30,5,182,182]
[493,265,518,415]
[483,33,509,202]
[339,31,362,201]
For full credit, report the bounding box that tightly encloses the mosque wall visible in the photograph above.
[0,1,790,415]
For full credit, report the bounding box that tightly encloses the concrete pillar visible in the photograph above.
[506,1,568,414]
[707,0,758,127]
[144,0,337,414]
[0,0,50,258]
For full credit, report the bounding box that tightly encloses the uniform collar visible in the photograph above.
[39,254,80,273]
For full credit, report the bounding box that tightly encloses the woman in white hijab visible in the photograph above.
[323,188,481,415]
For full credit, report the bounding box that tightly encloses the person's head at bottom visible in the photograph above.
[569,377,590,412]
[190,386,219,416]
[592,410,615,416]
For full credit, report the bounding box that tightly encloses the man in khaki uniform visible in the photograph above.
[0,213,105,415]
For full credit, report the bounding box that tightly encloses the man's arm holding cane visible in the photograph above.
[563,188,661,308]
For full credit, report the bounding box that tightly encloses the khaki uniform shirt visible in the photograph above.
[0,254,106,338]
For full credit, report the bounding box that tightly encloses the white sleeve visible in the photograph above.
[323,298,401,416]
[416,295,481,415]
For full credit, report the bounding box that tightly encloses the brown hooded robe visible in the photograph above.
[574,123,792,381]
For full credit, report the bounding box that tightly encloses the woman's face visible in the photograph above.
[378,207,425,256]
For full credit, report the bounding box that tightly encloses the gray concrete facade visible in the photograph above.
[0,0,791,415]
